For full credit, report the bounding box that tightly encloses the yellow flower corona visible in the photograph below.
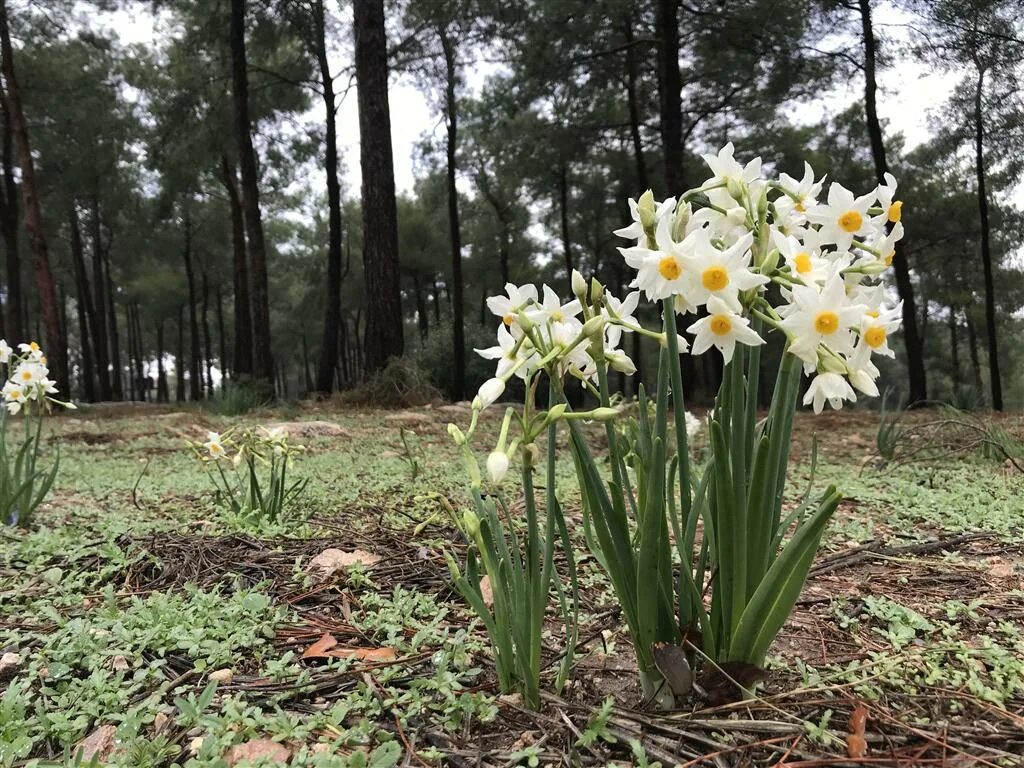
[864,326,887,348]
[502,314,514,326]
[838,210,862,233]
[709,314,733,336]
[814,310,840,335]
[658,255,682,280]
[794,252,812,274]
[701,266,730,291]
[888,201,902,223]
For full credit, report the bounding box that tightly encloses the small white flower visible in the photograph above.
[486,283,539,329]
[686,296,765,363]
[18,341,43,360]
[523,285,582,327]
[684,230,766,312]
[486,451,510,483]
[475,324,534,380]
[474,378,505,410]
[0,340,10,364]
[803,372,856,414]
[779,273,864,366]
[809,182,875,252]
[203,431,227,460]
[778,162,824,216]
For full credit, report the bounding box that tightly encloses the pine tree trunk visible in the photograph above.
[68,205,95,401]
[125,303,135,401]
[656,0,683,194]
[220,156,253,379]
[229,0,273,388]
[0,0,65,391]
[558,160,573,277]
[624,9,649,192]
[103,243,123,399]
[972,66,1001,411]
[949,304,961,392]
[0,76,20,343]
[216,285,227,385]
[201,270,213,397]
[156,319,168,403]
[431,276,442,324]
[354,0,403,374]
[412,272,429,340]
[439,27,464,399]
[175,305,185,402]
[314,0,344,394]
[130,301,146,401]
[858,0,927,404]
[965,309,983,396]
[88,196,111,399]
[181,212,202,401]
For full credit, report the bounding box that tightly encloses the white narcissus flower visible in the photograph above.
[846,342,881,396]
[613,195,677,245]
[475,324,534,380]
[773,230,833,286]
[523,285,582,328]
[684,230,766,312]
[809,183,876,252]
[486,451,510,483]
[475,378,505,410]
[486,283,539,329]
[779,273,864,366]
[602,290,640,348]
[858,303,902,359]
[686,296,765,363]
[0,340,10,364]
[778,162,824,215]
[803,372,857,414]
[874,171,902,224]
[700,142,762,206]
[2,380,26,414]
[621,243,690,302]
[18,341,43,360]
[204,431,227,460]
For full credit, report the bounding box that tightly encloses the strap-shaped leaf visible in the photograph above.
[729,486,841,663]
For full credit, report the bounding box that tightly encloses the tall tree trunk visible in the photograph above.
[301,334,313,392]
[858,0,927,404]
[0,75,19,343]
[656,0,683,194]
[412,272,429,340]
[354,0,403,374]
[216,285,227,385]
[972,67,1001,410]
[965,309,983,396]
[156,319,168,403]
[68,205,95,401]
[181,212,202,401]
[948,304,961,392]
[338,314,349,386]
[130,301,146,401]
[88,196,110,399]
[0,0,66,392]
[201,270,213,397]
[175,305,185,402]
[558,159,573,277]
[439,27,464,399]
[125,302,136,401]
[220,156,253,379]
[431,276,442,324]
[623,9,649,192]
[314,0,344,394]
[229,0,273,387]
[103,243,123,399]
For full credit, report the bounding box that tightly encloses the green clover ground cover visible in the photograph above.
[0,406,1021,765]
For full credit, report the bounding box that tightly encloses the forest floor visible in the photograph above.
[2,401,1024,767]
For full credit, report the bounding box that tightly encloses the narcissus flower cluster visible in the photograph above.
[0,341,74,415]
[611,143,904,414]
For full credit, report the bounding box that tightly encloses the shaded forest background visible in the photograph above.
[0,0,1022,409]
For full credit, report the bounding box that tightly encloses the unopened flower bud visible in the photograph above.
[591,407,619,421]
[581,315,605,337]
[726,178,744,202]
[516,311,534,332]
[462,509,480,538]
[475,378,505,410]
[672,203,691,242]
[589,278,604,304]
[546,403,568,421]
[447,423,467,445]
[637,189,657,232]
[486,451,509,483]
[571,269,587,299]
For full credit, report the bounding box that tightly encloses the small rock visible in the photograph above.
[311,743,331,754]
[479,575,494,607]
[74,725,117,763]
[226,738,291,766]
[189,736,205,755]
[153,713,170,734]
[209,668,233,685]
[498,692,523,707]
[111,655,130,671]
[0,651,20,683]
[307,548,382,582]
